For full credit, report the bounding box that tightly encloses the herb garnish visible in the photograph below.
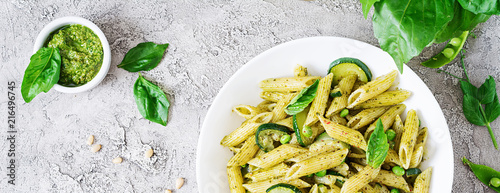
[442,53,500,149]
[285,79,319,115]
[367,119,389,168]
[133,73,170,126]
[21,47,61,103]
[118,42,169,72]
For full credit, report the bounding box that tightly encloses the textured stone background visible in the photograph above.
[0,0,499,192]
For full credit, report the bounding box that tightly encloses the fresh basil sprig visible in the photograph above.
[118,42,169,72]
[284,79,319,115]
[366,119,389,168]
[134,73,170,126]
[21,47,61,103]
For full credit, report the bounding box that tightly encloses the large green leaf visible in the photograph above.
[360,0,381,19]
[134,73,170,126]
[285,80,319,115]
[485,93,500,123]
[433,3,490,43]
[372,0,455,72]
[463,94,487,126]
[118,42,169,72]
[21,47,61,103]
[366,119,389,168]
[458,0,500,15]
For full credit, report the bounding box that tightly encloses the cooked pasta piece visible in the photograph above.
[392,115,404,151]
[347,106,389,130]
[373,183,391,193]
[409,127,428,168]
[331,162,350,177]
[326,75,357,117]
[306,73,334,126]
[399,110,419,169]
[359,184,377,193]
[285,149,349,180]
[227,135,260,166]
[271,93,297,122]
[340,165,380,193]
[288,139,347,163]
[260,91,286,102]
[256,100,274,112]
[364,104,406,139]
[227,166,245,193]
[244,163,290,182]
[232,104,262,119]
[259,76,320,92]
[242,177,310,192]
[220,112,273,147]
[314,175,345,190]
[275,116,294,130]
[318,116,367,151]
[414,167,433,193]
[247,144,309,169]
[347,70,398,108]
[351,163,410,192]
[352,90,411,109]
[329,114,347,126]
[294,64,308,77]
[385,148,401,165]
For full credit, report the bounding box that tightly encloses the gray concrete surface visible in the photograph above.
[0,0,499,192]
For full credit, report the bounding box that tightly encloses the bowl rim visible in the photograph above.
[33,16,111,93]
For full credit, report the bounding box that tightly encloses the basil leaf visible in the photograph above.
[485,93,500,122]
[457,0,500,15]
[372,0,455,72]
[118,42,169,72]
[366,119,389,168]
[359,0,380,19]
[460,80,478,99]
[463,94,487,126]
[134,73,170,126]
[478,76,496,104]
[21,47,61,103]
[285,80,319,115]
[433,3,490,43]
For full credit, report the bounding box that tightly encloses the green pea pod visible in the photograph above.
[421,31,468,68]
[134,73,170,126]
[463,157,500,192]
[285,79,319,115]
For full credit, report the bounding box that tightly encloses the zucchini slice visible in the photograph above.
[328,57,372,85]
[293,106,314,147]
[256,123,291,152]
[266,183,302,193]
[315,132,333,142]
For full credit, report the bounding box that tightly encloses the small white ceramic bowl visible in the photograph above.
[33,16,111,93]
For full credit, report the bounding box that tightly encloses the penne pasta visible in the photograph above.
[247,144,308,169]
[227,135,260,166]
[242,177,310,193]
[392,115,404,151]
[244,163,290,182]
[326,75,357,117]
[347,106,389,130]
[352,90,411,110]
[414,167,433,193]
[399,110,419,169]
[285,148,349,180]
[271,93,297,122]
[409,127,428,168]
[294,64,308,77]
[259,76,320,92]
[220,112,273,147]
[306,73,334,126]
[260,91,286,102]
[364,104,406,139]
[347,70,398,108]
[319,115,368,151]
[232,104,262,119]
[227,166,245,193]
[340,165,380,193]
[351,163,410,192]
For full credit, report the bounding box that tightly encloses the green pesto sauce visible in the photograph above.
[47,24,103,86]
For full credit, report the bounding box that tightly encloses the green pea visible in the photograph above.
[392,166,405,176]
[340,109,349,117]
[280,134,291,144]
[490,177,500,187]
[241,164,247,168]
[450,38,461,46]
[442,48,455,58]
[386,129,396,141]
[315,170,327,177]
[303,126,313,137]
[391,189,400,193]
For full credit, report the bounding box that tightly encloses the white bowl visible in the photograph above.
[33,16,111,93]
